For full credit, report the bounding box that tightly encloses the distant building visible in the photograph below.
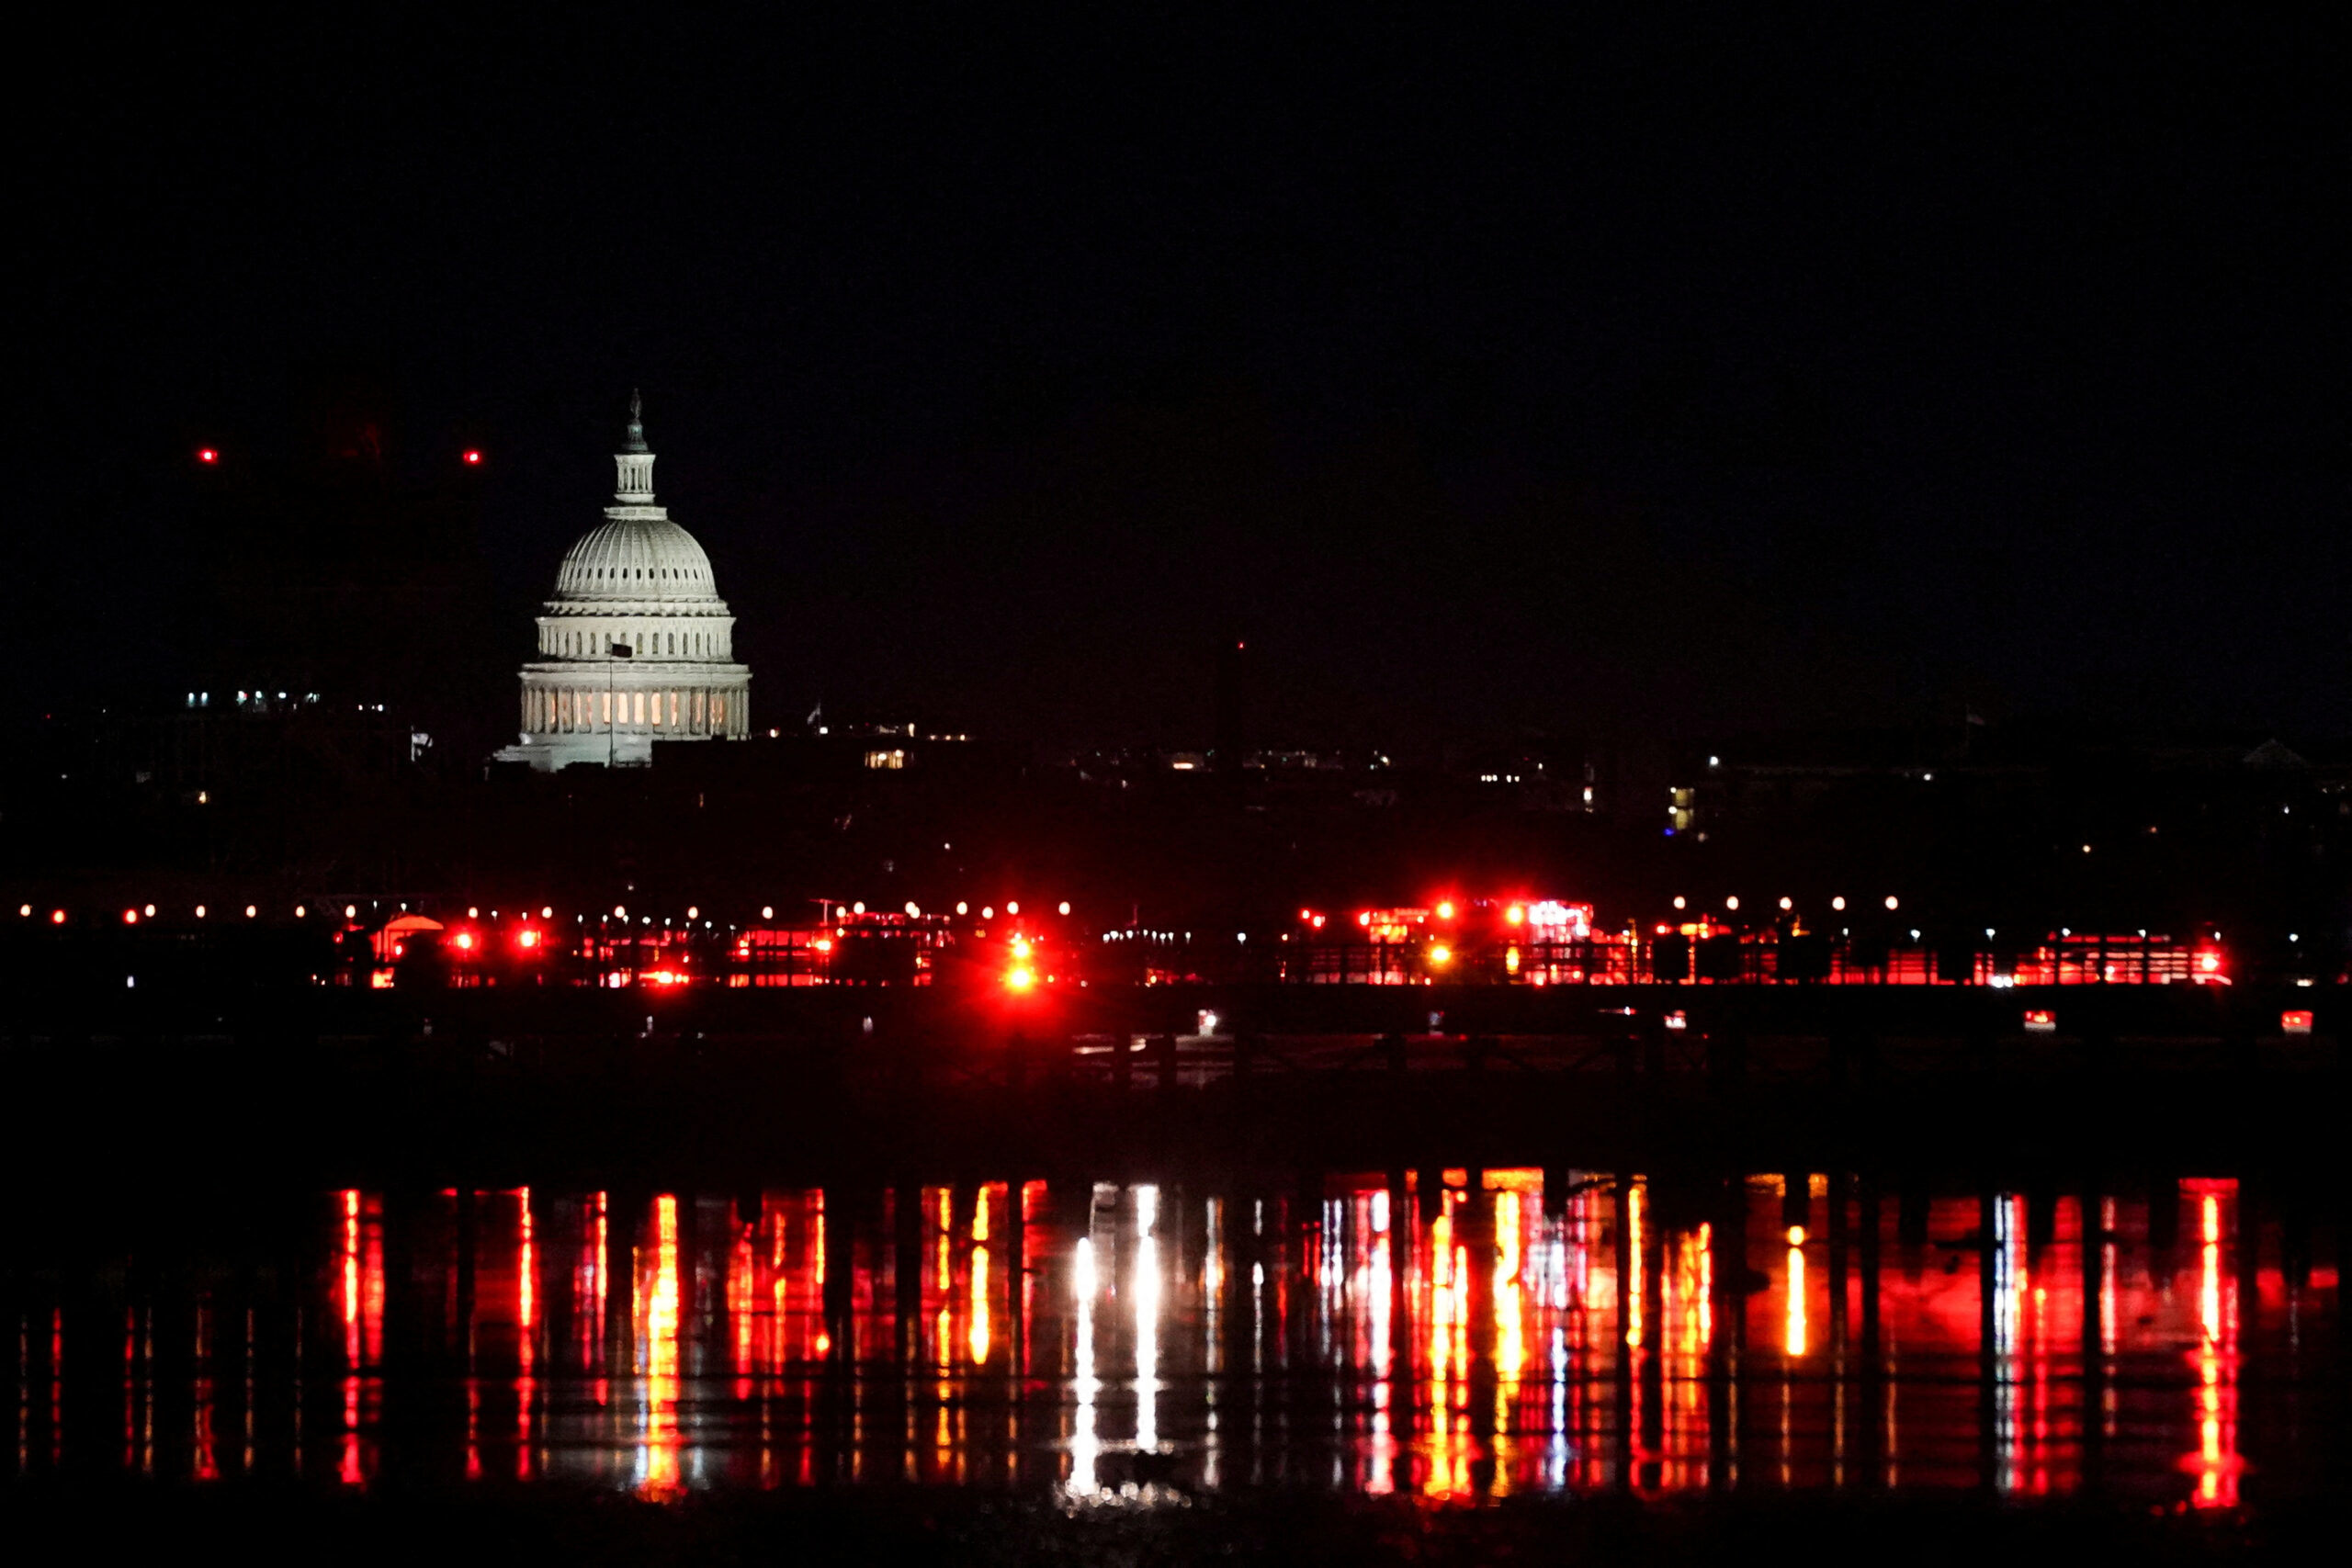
[495,394,752,770]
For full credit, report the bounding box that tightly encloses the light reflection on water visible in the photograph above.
[6,1173,2335,1508]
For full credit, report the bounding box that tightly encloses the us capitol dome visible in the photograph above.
[494,393,752,770]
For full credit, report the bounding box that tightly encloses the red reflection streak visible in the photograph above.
[517,1189,537,1478]
[2188,1191,2242,1509]
[638,1195,683,1496]
[193,1301,217,1481]
[571,1194,602,1363]
[51,1308,62,1467]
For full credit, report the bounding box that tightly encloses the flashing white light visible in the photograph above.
[469,908,480,919]
[982,906,994,919]
[1884,896,1899,911]
[1724,896,1740,912]
[1672,896,1686,910]
[244,905,257,919]
[614,905,627,919]
[194,906,206,919]
[344,905,356,919]
[1058,900,1071,916]
[294,905,306,918]
[956,902,969,916]
[853,901,866,915]
[687,906,699,919]
[143,904,156,917]
[1778,897,1792,911]
[1007,901,1021,915]
[541,907,553,919]
[905,901,921,918]
[1831,896,1847,911]
[1237,931,1247,943]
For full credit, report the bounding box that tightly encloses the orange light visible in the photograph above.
[2024,1010,2056,1032]
[1506,905,1524,926]
[1011,937,1032,960]
[1436,901,1456,921]
[516,929,541,950]
[122,908,138,925]
[453,931,475,952]
[2198,952,2221,973]
[50,909,65,925]
[1428,943,1453,966]
[1005,965,1035,991]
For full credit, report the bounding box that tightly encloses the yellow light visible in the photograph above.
[1436,900,1456,920]
[1005,965,1035,991]
[1429,943,1452,966]
[1506,905,1524,926]
[1011,937,1032,959]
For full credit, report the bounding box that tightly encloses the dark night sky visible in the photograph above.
[24,8,2346,748]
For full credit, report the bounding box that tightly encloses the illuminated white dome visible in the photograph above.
[493,392,752,771]
[552,517,718,604]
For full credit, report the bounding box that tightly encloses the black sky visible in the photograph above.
[25,7,2346,746]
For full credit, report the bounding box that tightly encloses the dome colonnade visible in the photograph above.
[496,394,752,770]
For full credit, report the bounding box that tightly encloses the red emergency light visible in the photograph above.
[2281,1010,2313,1035]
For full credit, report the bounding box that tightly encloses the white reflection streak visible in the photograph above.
[1135,1186,1160,1453]
[1069,1235,1099,1497]
[1549,1325,1570,1491]
[1204,1197,1222,1489]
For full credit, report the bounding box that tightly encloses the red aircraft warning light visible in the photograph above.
[514,928,542,952]
[463,449,483,466]
[197,447,218,465]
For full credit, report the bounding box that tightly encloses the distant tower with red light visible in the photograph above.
[492,391,752,770]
